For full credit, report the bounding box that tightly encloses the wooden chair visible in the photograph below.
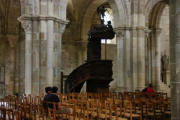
[114,99,127,119]
[37,104,46,120]
[47,101,68,120]
[72,100,87,120]
[98,100,110,120]
[6,108,14,120]
[110,99,127,120]
[123,99,142,120]
[87,99,99,120]
[0,106,6,120]
[14,110,21,120]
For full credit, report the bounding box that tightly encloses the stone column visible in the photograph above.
[131,0,146,91]
[46,0,54,87]
[152,29,161,91]
[145,29,152,85]
[32,20,40,95]
[19,33,25,95]
[39,19,47,93]
[14,39,20,94]
[39,18,67,93]
[137,27,146,90]
[18,19,32,95]
[46,20,54,86]
[114,28,125,92]
[124,28,132,91]
[170,0,180,119]
[53,22,66,91]
[131,28,138,91]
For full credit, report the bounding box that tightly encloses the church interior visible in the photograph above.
[0,0,179,119]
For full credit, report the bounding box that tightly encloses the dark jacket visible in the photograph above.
[43,94,60,110]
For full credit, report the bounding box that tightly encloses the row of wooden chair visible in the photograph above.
[0,92,171,120]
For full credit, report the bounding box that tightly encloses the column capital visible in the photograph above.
[144,28,152,34]
[18,16,32,33]
[59,23,67,34]
[19,15,69,24]
[144,28,152,39]
[114,27,125,38]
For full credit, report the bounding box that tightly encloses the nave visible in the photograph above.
[0,92,170,120]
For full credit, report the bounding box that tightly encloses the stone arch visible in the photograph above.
[146,0,170,93]
[145,0,169,26]
[110,0,130,26]
[148,2,168,29]
[59,0,69,20]
[81,0,128,42]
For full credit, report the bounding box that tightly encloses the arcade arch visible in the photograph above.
[146,1,170,94]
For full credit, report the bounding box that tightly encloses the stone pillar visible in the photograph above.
[114,28,125,92]
[137,27,146,90]
[131,0,146,91]
[39,18,67,93]
[17,0,68,95]
[19,34,25,95]
[32,20,40,95]
[14,40,20,94]
[131,28,138,91]
[53,22,66,91]
[46,21,54,86]
[145,29,152,85]
[170,0,180,119]
[46,0,54,87]
[124,28,132,91]
[18,19,32,95]
[39,19,47,93]
[152,29,161,91]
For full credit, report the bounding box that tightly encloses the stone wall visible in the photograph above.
[0,0,23,97]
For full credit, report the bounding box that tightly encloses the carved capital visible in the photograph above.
[114,28,125,39]
[59,23,66,34]
[18,16,32,33]
[145,28,152,34]
[144,28,152,39]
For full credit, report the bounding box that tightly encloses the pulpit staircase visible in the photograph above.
[65,60,113,93]
[65,21,115,93]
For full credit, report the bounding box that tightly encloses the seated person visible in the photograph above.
[43,87,52,111]
[45,86,60,109]
[49,86,60,102]
[147,84,155,93]
[44,86,73,114]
